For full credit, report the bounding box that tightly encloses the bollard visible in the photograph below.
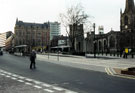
[113,53,115,56]
[117,53,119,57]
[132,54,134,58]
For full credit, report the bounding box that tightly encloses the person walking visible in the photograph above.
[30,50,36,69]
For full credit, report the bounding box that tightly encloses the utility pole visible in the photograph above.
[93,23,96,58]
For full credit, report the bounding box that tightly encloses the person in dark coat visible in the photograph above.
[30,50,36,69]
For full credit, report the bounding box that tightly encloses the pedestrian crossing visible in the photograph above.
[0,69,77,93]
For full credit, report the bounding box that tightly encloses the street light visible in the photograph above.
[93,23,96,58]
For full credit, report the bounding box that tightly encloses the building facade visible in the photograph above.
[69,24,84,54]
[0,31,13,48]
[49,22,60,40]
[50,35,70,52]
[51,35,68,47]
[120,0,135,50]
[86,0,135,54]
[14,19,50,52]
[86,30,121,53]
[5,34,14,51]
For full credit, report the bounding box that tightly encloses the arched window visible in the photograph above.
[124,16,128,25]
[95,42,97,51]
[104,40,107,50]
[99,41,102,51]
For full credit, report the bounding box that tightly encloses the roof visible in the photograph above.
[16,20,49,28]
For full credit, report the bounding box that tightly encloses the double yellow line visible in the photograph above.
[105,67,135,80]
[105,67,114,75]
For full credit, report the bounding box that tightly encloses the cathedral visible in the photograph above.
[86,0,135,54]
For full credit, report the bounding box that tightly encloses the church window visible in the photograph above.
[104,40,107,50]
[99,41,102,51]
[124,16,128,25]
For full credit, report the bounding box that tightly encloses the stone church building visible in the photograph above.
[86,0,135,54]
[69,24,84,54]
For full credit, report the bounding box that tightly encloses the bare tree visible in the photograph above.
[59,4,89,36]
[59,4,93,53]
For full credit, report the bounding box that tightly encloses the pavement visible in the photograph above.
[36,53,135,80]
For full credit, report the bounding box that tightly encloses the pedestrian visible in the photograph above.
[123,51,125,58]
[22,50,24,56]
[30,50,36,69]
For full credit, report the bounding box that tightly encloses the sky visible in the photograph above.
[0,0,129,35]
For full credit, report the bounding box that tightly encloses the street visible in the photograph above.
[0,53,135,93]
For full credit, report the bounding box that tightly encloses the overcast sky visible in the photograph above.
[0,0,129,35]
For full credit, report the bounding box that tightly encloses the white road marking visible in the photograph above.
[2,71,8,74]
[34,81,42,84]
[17,80,24,83]
[42,83,51,87]
[0,68,78,93]
[33,85,42,89]
[25,78,33,81]
[5,75,11,78]
[12,74,18,77]
[65,91,78,93]
[0,70,3,72]
[18,76,25,79]
[25,82,32,85]
[6,72,12,75]
[11,77,17,80]
[53,86,64,91]
[44,89,54,93]
[1,73,5,76]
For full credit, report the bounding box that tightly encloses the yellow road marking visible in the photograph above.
[105,67,135,80]
[105,67,110,75]
[114,74,135,80]
[107,68,114,75]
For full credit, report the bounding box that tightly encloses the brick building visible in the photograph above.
[14,19,50,52]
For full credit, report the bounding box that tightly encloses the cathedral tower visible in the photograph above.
[120,0,135,33]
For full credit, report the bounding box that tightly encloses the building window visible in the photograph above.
[109,36,115,48]
[124,16,128,25]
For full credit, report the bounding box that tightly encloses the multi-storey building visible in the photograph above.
[0,31,13,48]
[5,34,14,51]
[14,19,50,52]
[49,22,60,40]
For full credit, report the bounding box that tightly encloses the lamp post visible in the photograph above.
[48,35,50,59]
[93,23,96,58]
[41,30,43,53]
